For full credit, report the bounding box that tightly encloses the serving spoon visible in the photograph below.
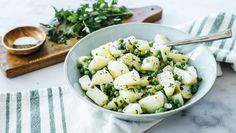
[164,29,232,46]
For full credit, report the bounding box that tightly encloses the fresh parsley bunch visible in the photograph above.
[41,0,133,44]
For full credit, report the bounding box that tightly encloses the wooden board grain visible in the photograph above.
[0,5,162,78]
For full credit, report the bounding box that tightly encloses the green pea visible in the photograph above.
[173,74,178,80]
[155,107,167,113]
[151,72,157,78]
[151,79,158,85]
[134,49,141,56]
[156,50,162,60]
[105,84,112,89]
[144,50,150,55]
[177,76,182,82]
[83,64,88,69]
[77,63,83,69]
[134,49,139,54]
[167,96,172,101]
[109,96,114,101]
[112,86,116,91]
[167,57,172,61]
[84,70,90,75]
[104,84,109,89]
[173,99,181,107]
[117,108,123,112]
[191,84,199,94]
[197,77,202,82]
[118,42,126,50]
[114,91,119,97]
[154,85,163,91]
[148,42,153,47]
[118,38,124,43]
[90,70,96,75]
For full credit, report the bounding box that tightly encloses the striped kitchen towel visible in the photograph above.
[177,12,236,75]
[0,87,160,133]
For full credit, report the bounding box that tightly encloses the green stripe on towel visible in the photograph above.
[196,17,208,36]
[223,37,236,62]
[206,12,225,46]
[47,88,56,133]
[188,20,196,33]
[214,14,235,58]
[59,87,67,133]
[5,93,10,133]
[16,92,22,133]
[30,90,41,133]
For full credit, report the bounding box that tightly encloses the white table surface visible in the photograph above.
[0,0,236,132]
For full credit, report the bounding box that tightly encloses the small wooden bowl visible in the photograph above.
[1,26,46,55]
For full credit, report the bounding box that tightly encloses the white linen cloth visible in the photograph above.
[0,12,235,133]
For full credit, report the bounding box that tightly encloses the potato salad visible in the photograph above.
[77,35,202,114]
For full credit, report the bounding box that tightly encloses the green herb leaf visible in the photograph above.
[41,1,133,43]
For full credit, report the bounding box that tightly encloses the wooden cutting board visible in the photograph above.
[0,5,162,78]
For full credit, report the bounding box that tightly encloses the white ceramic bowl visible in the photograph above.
[64,23,217,121]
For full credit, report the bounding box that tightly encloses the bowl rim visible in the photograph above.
[64,23,217,118]
[1,25,46,51]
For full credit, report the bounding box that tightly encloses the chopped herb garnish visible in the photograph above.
[41,0,133,44]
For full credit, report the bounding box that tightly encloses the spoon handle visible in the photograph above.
[166,29,232,46]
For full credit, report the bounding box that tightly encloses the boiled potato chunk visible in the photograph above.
[175,81,181,93]
[124,36,136,52]
[91,42,115,60]
[141,56,160,71]
[163,65,173,72]
[114,69,141,90]
[78,75,91,91]
[138,91,165,113]
[151,44,171,62]
[172,93,184,106]
[169,53,188,63]
[124,36,137,45]
[109,42,123,57]
[108,61,129,78]
[157,71,176,96]
[119,89,143,103]
[105,100,117,110]
[104,96,125,110]
[119,53,141,70]
[86,86,108,106]
[136,76,149,86]
[154,34,170,45]
[77,56,90,65]
[92,70,113,85]
[180,85,192,99]
[174,67,197,85]
[91,43,111,57]
[136,40,150,52]
[88,56,109,70]
[123,103,143,114]
[187,66,198,78]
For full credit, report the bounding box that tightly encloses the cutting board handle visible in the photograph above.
[123,5,162,23]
